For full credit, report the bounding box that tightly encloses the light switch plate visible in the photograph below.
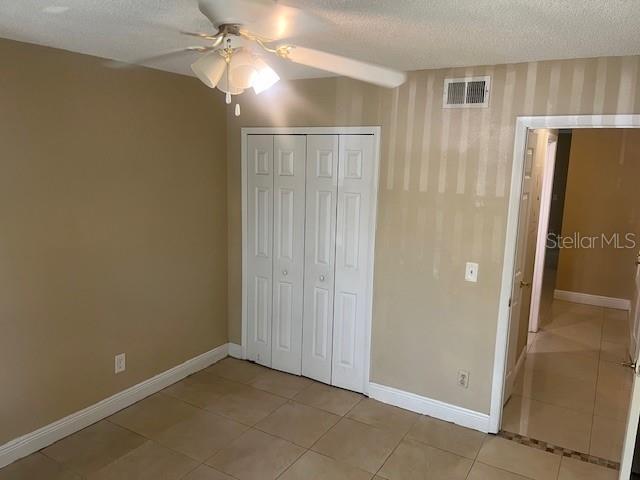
[115,353,126,374]
[465,262,479,282]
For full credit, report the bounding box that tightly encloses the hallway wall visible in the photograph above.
[556,128,640,300]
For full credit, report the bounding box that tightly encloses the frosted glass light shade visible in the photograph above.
[216,73,244,95]
[190,53,226,88]
[229,48,257,89]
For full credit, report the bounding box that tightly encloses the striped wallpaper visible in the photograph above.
[226,55,640,413]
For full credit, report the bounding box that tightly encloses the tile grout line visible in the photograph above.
[38,449,88,479]
[464,428,490,480]
[270,437,308,480]
[273,394,365,479]
[203,360,372,479]
[370,416,415,479]
[305,399,362,453]
[506,391,595,416]
[103,418,212,476]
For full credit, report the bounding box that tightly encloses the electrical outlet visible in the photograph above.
[457,369,470,389]
[465,262,479,282]
[115,353,126,374]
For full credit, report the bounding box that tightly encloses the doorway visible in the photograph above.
[491,115,640,480]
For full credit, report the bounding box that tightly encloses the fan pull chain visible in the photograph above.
[225,37,232,105]
[235,103,241,117]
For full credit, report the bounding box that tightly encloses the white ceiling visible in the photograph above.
[1,0,640,80]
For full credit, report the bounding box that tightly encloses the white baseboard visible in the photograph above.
[0,343,230,469]
[554,289,631,311]
[228,343,243,359]
[368,382,490,433]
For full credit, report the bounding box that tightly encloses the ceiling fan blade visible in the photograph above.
[105,47,213,69]
[198,0,321,40]
[180,31,221,41]
[284,46,407,88]
[199,0,273,27]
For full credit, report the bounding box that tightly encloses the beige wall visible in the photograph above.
[227,56,640,414]
[556,129,640,300]
[0,39,228,444]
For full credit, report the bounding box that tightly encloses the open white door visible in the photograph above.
[504,133,536,403]
[619,251,640,479]
[528,133,557,333]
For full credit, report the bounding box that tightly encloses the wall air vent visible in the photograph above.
[443,76,491,108]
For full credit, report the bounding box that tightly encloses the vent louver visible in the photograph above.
[443,76,491,108]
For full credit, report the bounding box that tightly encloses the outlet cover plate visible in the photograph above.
[465,262,479,282]
[458,369,470,388]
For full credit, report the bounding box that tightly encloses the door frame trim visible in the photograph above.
[491,115,640,434]
[240,126,381,394]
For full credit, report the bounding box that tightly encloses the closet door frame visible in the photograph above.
[241,127,380,395]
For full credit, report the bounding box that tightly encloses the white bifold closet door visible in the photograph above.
[272,135,306,374]
[301,134,375,392]
[246,135,306,373]
[331,134,375,392]
[247,132,375,393]
[301,135,339,384]
[246,135,274,366]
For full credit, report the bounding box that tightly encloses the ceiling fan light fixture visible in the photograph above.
[229,48,258,89]
[252,57,280,94]
[216,73,245,95]
[190,52,226,88]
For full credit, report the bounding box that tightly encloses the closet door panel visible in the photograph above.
[247,135,274,366]
[272,135,306,374]
[302,135,339,383]
[332,135,375,392]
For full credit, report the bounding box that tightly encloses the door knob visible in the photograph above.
[282,270,288,276]
[519,280,530,288]
[319,275,325,282]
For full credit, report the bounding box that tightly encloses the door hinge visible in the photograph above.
[621,360,637,370]
[508,297,512,308]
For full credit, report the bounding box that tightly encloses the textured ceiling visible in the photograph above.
[1,0,640,80]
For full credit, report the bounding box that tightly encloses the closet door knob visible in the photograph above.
[282,270,288,276]
[319,275,325,282]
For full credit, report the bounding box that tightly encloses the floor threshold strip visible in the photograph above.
[498,430,620,471]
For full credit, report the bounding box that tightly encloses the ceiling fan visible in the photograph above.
[161,0,407,115]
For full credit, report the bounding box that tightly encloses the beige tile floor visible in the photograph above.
[0,357,619,480]
[503,299,633,462]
